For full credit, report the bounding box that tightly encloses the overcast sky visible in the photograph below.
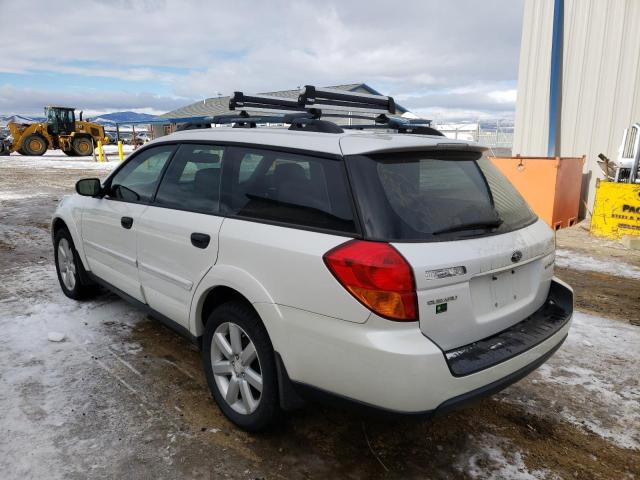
[0,0,524,121]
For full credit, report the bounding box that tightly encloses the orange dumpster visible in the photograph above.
[490,156,585,230]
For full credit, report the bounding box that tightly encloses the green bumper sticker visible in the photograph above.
[436,303,447,314]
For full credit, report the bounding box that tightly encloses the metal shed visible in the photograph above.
[513,0,640,208]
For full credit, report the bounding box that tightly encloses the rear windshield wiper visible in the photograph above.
[432,218,503,235]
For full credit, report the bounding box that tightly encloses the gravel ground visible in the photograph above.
[1,151,638,479]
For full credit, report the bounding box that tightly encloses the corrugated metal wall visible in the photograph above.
[513,0,640,207]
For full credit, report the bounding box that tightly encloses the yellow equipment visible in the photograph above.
[591,180,640,239]
[1,106,109,156]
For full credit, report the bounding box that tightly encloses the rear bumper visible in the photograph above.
[444,279,573,376]
[258,277,573,414]
[286,333,567,418]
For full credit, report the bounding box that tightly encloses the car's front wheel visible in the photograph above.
[203,301,279,431]
[54,228,97,300]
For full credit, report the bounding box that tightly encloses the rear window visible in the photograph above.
[346,150,536,241]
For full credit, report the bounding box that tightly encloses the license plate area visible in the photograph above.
[470,264,531,318]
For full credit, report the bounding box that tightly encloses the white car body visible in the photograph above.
[52,127,573,417]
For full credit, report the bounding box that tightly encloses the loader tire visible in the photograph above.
[63,149,78,157]
[22,134,48,156]
[72,136,93,156]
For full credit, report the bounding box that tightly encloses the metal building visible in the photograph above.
[513,0,640,208]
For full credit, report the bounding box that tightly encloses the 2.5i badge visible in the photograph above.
[427,295,458,314]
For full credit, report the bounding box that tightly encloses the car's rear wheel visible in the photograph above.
[54,228,97,300]
[203,301,279,431]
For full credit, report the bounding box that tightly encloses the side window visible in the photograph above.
[108,145,175,202]
[238,154,264,183]
[223,147,356,233]
[155,144,224,213]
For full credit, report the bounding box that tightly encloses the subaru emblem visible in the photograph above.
[511,250,523,263]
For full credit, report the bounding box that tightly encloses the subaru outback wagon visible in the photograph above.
[52,87,573,431]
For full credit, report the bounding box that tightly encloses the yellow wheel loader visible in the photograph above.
[0,106,109,156]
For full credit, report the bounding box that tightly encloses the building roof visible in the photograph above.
[160,83,409,120]
[148,126,481,157]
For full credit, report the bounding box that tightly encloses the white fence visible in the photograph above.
[434,123,514,149]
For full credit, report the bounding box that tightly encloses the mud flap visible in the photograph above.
[274,352,306,411]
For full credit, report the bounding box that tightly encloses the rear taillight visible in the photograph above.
[323,240,417,321]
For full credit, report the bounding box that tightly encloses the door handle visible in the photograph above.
[121,216,133,229]
[190,232,211,249]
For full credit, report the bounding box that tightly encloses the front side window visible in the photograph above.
[107,145,175,202]
[346,150,536,241]
[155,144,224,213]
[223,147,356,233]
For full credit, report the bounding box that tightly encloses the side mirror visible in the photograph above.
[75,178,102,196]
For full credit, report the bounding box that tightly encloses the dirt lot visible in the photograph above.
[1,152,639,479]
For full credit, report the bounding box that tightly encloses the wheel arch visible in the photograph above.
[51,208,90,271]
[200,285,254,330]
[190,265,279,339]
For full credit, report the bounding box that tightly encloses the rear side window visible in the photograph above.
[346,150,536,241]
[155,144,223,213]
[222,146,356,234]
[108,145,175,202]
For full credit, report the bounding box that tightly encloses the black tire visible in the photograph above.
[53,228,98,300]
[72,136,93,156]
[63,149,78,157]
[21,134,48,156]
[203,301,280,431]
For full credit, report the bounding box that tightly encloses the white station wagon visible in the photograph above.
[52,87,573,431]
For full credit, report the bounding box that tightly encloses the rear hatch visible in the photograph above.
[393,221,554,349]
[345,147,556,350]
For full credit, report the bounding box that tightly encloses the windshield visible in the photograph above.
[346,150,537,241]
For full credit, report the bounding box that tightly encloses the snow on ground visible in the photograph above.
[0,264,185,478]
[555,248,640,280]
[0,148,131,171]
[502,310,640,450]
[456,434,553,480]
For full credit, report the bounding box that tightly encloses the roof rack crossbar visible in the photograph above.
[211,112,311,125]
[342,123,444,136]
[229,92,305,113]
[299,85,396,114]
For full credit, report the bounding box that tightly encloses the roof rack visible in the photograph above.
[205,85,442,135]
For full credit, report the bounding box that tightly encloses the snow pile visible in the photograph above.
[555,248,640,280]
[47,332,65,342]
[457,434,551,479]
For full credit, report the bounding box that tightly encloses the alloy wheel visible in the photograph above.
[210,322,263,415]
[57,238,77,291]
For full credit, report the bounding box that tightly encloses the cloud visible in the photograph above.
[0,0,524,118]
[0,85,189,116]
